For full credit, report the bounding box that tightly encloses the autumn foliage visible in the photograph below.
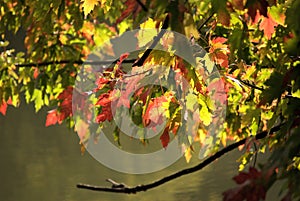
[1,0,300,200]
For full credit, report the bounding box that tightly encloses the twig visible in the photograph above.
[135,0,148,12]
[238,79,264,91]
[198,13,214,32]
[77,124,282,194]
[132,14,170,67]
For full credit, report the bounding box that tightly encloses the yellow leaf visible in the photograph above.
[82,0,99,16]
[140,17,156,29]
[292,89,300,99]
[184,146,192,163]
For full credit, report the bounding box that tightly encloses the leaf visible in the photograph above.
[217,9,231,27]
[186,92,198,111]
[160,126,170,148]
[259,14,278,39]
[31,89,44,112]
[82,0,99,16]
[223,167,268,201]
[45,109,58,127]
[209,37,230,68]
[184,146,192,163]
[0,100,8,115]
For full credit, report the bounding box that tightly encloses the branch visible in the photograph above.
[238,79,264,91]
[14,59,136,68]
[132,14,170,67]
[197,13,214,32]
[77,124,282,194]
[136,0,148,12]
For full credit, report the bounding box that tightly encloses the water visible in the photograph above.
[0,102,282,201]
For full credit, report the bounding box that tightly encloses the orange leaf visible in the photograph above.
[259,15,278,39]
[0,101,8,115]
[45,109,58,127]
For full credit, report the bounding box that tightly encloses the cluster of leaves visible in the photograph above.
[1,0,300,200]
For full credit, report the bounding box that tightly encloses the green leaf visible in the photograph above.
[31,89,44,112]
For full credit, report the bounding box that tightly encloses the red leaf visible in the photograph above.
[45,109,58,127]
[160,127,170,148]
[96,93,111,106]
[58,86,73,100]
[95,77,109,91]
[117,52,129,66]
[96,104,113,123]
[0,101,8,115]
[0,98,12,116]
[58,99,73,123]
[223,167,270,201]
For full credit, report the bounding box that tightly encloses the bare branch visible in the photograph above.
[14,59,136,68]
[77,124,282,194]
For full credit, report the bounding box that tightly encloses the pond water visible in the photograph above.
[0,102,284,201]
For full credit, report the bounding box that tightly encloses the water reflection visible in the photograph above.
[0,102,264,201]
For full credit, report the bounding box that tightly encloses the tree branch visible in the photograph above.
[76,124,282,194]
[136,0,148,12]
[132,14,170,67]
[14,14,169,69]
[14,59,136,68]
[197,13,214,32]
[238,79,264,91]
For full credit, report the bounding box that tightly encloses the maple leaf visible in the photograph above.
[45,109,58,127]
[209,37,230,68]
[160,126,170,148]
[0,98,12,116]
[117,52,129,66]
[223,167,275,201]
[95,91,113,123]
[58,99,73,123]
[259,14,278,39]
[0,101,8,115]
[94,77,109,92]
[96,93,111,106]
[81,0,99,16]
[143,96,170,127]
